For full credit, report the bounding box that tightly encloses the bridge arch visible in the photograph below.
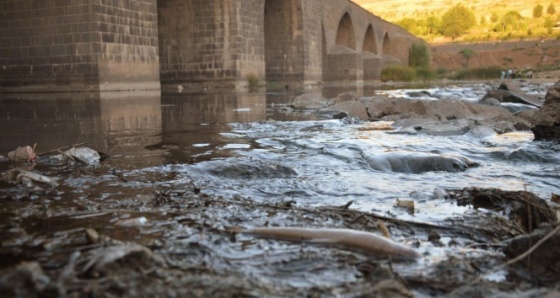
[382,31,391,55]
[381,31,405,67]
[363,24,381,81]
[362,24,377,54]
[335,12,356,50]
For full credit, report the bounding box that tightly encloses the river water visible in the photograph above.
[1,83,559,227]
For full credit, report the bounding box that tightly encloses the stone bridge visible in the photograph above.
[0,0,419,93]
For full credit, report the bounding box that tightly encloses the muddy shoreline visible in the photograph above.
[1,151,559,297]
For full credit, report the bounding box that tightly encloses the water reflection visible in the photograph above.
[164,92,267,125]
[0,91,302,167]
[322,84,380,98]
[1,87,385,168]
[153,92,268,163]
[0,91,163,168]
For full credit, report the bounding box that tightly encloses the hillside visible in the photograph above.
[353,0,560,43]
[430,39,560,75]
[353,0,535,20]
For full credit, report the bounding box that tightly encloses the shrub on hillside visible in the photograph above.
[409,42,431,68]
[436,68,448,77]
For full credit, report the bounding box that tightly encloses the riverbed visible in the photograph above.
[1,82,559,297]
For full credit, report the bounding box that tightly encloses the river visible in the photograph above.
[1,83,559,226]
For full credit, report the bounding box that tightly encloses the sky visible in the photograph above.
[352,0,374,10]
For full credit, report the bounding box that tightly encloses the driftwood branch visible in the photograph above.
[496,224,560,271]
[452,223,560,293]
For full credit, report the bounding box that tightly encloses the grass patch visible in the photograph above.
[415,67,437,81]
[451,67,503,80]
[246,73,259,92]
[381,66,438,82]
[535,62,560,72]
[381,66,417,82]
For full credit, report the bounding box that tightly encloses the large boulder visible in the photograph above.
[498,81,542,104]
[320,101,369,121]
[365,97,530,134]
[531,81,560,141]
[290,93,327,109]
[332,92,358,104]
[480,81,542,108]
[365,97,429,120]
[481,89,541,107]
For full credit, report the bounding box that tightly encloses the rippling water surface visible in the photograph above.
[176,118,560,223]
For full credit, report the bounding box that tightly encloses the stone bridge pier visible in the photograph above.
[0,0,419,93]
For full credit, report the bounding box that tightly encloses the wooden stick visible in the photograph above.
[57,149,77,161]
[496,224,560,271]
[452,223,560,291]
[38,143,87,156]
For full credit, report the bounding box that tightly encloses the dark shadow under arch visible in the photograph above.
[363,24,377,54]
[382,32,391,55]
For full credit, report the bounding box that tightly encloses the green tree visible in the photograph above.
[409,42,431,68]
[480,16,486,26]
[547,3,556,15]
[534,4,544,18]
[490,12,499,22]
[426,16,441,35]
[397,18,417,32]
[497,11,523,31]
[459,48,476,68]
[440,4,476,40]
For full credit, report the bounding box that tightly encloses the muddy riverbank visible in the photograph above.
[0,168,558,297]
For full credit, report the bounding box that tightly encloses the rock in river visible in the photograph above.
[203,159,298,179]
[531,80,560,142]
[289,93,327,109]
[362,152,478,174]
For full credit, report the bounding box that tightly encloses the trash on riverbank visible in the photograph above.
[1,168,59,188]
[395,199,415,214]
[7,145,37,163]
[50,147,102,165]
